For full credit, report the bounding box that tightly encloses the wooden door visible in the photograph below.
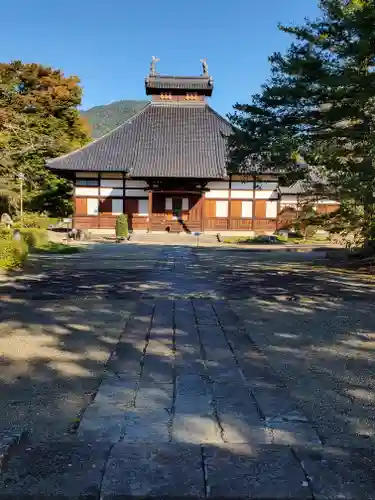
[99,198,112,215]
[125,199,138,230]
[255,200,266,218]
[205,199,216,218]
[75,198,87,215]
[231,200,242,219]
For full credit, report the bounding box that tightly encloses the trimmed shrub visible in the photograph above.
[13,212,50,229]
[0,227,12,240]
[20,228,48,248]
[116,214,128,239]
[0,239,28,270]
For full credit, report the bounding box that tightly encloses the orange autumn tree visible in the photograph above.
[0,61,91,216]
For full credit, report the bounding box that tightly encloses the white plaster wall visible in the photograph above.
[100,187,123,196]
[255,190,278,200]
[216,200,228,217]
[231,190,253,199]
[165,198,172,210]
[75,187,99,196]
[281,195,298,204]
[266,201,278,218]
[182,198,189,210]
[241,201,253,218]
[206,190,229,199]
[87,198,99,215]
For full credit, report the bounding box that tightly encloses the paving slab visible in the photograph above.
[293,445,375,499]
[0,429,24,471]
[135,382,173,411]
[101,442,205,499]
[0,439,110,499]
[204,443,312,499]
[121,410,170,443]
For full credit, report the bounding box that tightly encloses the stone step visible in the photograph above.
[130,232,219,245]
[1,436,374,499]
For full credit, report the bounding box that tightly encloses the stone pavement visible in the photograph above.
[0,244,374,498]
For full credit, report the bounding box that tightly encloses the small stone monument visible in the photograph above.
[1,213,13,228]
[13,229,21,241]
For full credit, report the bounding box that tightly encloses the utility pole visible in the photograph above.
[18,172,25,227]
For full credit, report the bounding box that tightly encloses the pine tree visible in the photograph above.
[228,0,375,245]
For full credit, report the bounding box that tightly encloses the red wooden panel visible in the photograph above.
[74,216,98,229]
[231,200,242,218]
[99,198,112,215]
[254,200,266,218]
[75,198,87,216]
[125,199,139,215]
[205,200,216,218]
[231,218,253,230]
[99,216,117,229]
[205,217,228,230]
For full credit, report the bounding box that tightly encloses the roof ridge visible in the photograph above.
[47,102,151,165]
[148,75,210,79]
[205,104,233,131]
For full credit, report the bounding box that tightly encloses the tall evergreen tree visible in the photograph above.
[0,61,91,216]
[228,0,375,244]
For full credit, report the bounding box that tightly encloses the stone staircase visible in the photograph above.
[130,231,219,245]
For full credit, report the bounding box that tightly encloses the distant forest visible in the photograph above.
[82,100,148,138]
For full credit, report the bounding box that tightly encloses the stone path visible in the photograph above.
[0,245,375,498]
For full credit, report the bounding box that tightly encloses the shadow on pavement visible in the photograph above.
[0,243,374,498]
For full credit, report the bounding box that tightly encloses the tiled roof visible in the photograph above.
[279,169,325,194]
[47,102,232,178]
[145,75,213,95]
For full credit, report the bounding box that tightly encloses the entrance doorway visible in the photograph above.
[172,198,183,218]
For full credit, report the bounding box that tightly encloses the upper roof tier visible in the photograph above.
[47,102,232,178]
[145,75,214,96]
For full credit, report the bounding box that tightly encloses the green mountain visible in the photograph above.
[82,100,148,139]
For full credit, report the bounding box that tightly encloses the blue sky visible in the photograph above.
[1,0,320,116]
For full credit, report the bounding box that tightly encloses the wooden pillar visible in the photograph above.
[276,192,281,231]
[98,172,101,229]
[122,173,126,215]
[252,175,256,231]
[227,175,232,230]
[72,173,77,229]
[148,188,153,232]
[201,191,206,232]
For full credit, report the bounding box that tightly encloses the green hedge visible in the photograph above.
[0,228,12,240]
[20,228,48,248]
[0,239,28,270]
[13,212,51,229]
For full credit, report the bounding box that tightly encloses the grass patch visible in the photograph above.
[32,242,83,254]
